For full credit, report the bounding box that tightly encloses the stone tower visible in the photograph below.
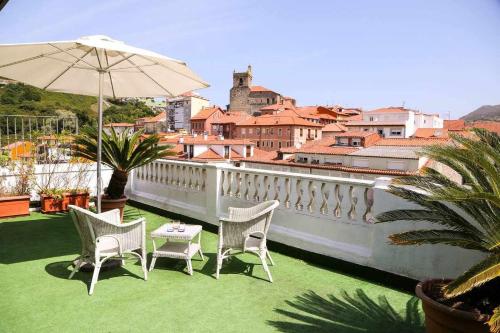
[229,65,252,114]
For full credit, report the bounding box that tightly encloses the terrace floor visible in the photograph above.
[0,206,424,333]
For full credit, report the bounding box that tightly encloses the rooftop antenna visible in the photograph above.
[402,101,406,108]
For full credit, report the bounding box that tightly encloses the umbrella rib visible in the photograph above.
[123,55,174,96]
[104,54,134,71]
[104,50,117,99]
[43,48,94,90]
[135,54,209,87]
[0,46,78,69]
[48,43,98,70]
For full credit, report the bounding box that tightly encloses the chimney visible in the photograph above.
[178,137,184,144]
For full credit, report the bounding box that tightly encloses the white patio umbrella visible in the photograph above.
[0,35,209,212]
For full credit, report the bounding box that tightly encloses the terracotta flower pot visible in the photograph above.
[40,194,67,213]
[101,195,127,222]
[0,195,30,218]
[416,279,489,333]
[66,192,90,209]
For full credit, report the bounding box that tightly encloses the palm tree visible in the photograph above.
[74,126,174,199]
[375,128,499,331]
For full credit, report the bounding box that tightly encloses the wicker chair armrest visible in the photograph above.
[224,201,278,223]
[114,217,145,229]
[95,235,122,253]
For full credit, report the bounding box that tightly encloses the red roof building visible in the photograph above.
[190,106,225,135]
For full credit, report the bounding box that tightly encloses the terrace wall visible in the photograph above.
[127,159,484,282]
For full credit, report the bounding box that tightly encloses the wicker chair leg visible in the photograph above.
[141,258,148,281]
[89,263,101,295]
[149,255,157,272]
[266,250,275,266]
[216,251,222,279]
[69,258,82,279]
[260,253,273,283]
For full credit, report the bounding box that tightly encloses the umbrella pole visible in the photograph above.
[96,70,104,213]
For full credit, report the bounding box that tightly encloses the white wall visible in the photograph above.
[0,163,113,200]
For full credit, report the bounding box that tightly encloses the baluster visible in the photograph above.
[262,175,270,201]
[304,180,313,213]
[320,182,329,215]
[347,186,358,220]
[175,165,181,187]
[220,170,225,195]
[136,166,142,180]
[233,172,241,197]
[363,187,375,223]
[292,178,303,210]
[193,167,200,190]
[242,173,250,200]
[251,174,259,202]
[333,184,343,218]
[187,166,193,189]
[200,168,206,191]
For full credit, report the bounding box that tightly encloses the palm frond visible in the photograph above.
[443,254,500,298]
[488,306,500,333]
[388,229,486,251]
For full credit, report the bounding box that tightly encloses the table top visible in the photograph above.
[151,224,202,240]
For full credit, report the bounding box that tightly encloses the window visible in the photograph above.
[267,98,270,104]
[287,128,291,136]
[298,157,308,163]
[246,145,251,157]
[241,128,246,135]
[270,141,274,148]
[369,116,374,121]
[278,128,282,136]
[390,129,402,136]
[188,145,194,158]
[388,160,405,170]
[300,128,303,136]
[249,128,253,134]
[256,128,261,135]
[239,78,243,86]
[256,141,260,147]
[353,158,369,168]
[270,128,274,135]
[224,146,230,159]
[315,129,318,138]
[278,141,282,149]
[307,129,311,137]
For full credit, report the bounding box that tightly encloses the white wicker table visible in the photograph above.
[149,224,204,275]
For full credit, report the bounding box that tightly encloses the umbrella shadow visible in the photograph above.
[268,289,424,333]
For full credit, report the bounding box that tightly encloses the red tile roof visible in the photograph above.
[191,106,223,120]
[246,148,279,161]
[211,112,251,125]
[413,128,449,138]
[195,148,222,160]
[144,111,167,123]
[243,159,417,176]
[322,123,348,132]
[444,119,465,131]
[250,86,275,93]
[161,136,255,146]
[375,138,450,146]
[467,121,500,134]
[364,106,408,114]
[345,120,406,126]
[237,114,323,127]
[336,131,380,138]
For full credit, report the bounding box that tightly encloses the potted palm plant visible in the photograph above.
[74,126,173,221]
[376,128,499,333]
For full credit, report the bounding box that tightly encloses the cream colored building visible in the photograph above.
[166,91,210,132]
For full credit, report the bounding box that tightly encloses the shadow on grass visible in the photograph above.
[0,214,79,264]
[268,289,424,333]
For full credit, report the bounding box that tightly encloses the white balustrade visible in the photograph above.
[127,159,485,282]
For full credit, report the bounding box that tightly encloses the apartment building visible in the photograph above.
[190,106,225,135]
[345,106,443,138]
[234,114,323,151]
[166,91,210,132]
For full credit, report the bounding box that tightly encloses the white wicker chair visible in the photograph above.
[216,200,279,282]
[68,205,148,295]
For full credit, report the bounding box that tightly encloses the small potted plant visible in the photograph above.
[0,158,34,218]
[73,126,173,221]
[65,161,92,209]
[39,188,67,213]
[376,128,499,333]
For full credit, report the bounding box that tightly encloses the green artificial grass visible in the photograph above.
[0,206,424,333]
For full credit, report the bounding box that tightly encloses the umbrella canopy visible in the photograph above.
[0,35,209,98]
[0,35,209,212]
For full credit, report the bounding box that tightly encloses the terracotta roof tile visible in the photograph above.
[413,128,448,138]
[322,123,348,132]
[104,122,135,127]
[375,138,450,146]
[336,131,380,138]
[237,114,322,127]
[444,119,465,131]
[250,85,275,93]
[467,121,500,134]
[191,106,223,120]
[346,120,406,126]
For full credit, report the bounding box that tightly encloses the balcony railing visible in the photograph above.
[127,158,485,282]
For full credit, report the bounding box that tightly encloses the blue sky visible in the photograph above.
[1,0,499,118]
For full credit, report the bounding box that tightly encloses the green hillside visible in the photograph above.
[0,83,156,133]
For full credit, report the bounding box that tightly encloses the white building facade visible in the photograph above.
[166,92,210,132]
